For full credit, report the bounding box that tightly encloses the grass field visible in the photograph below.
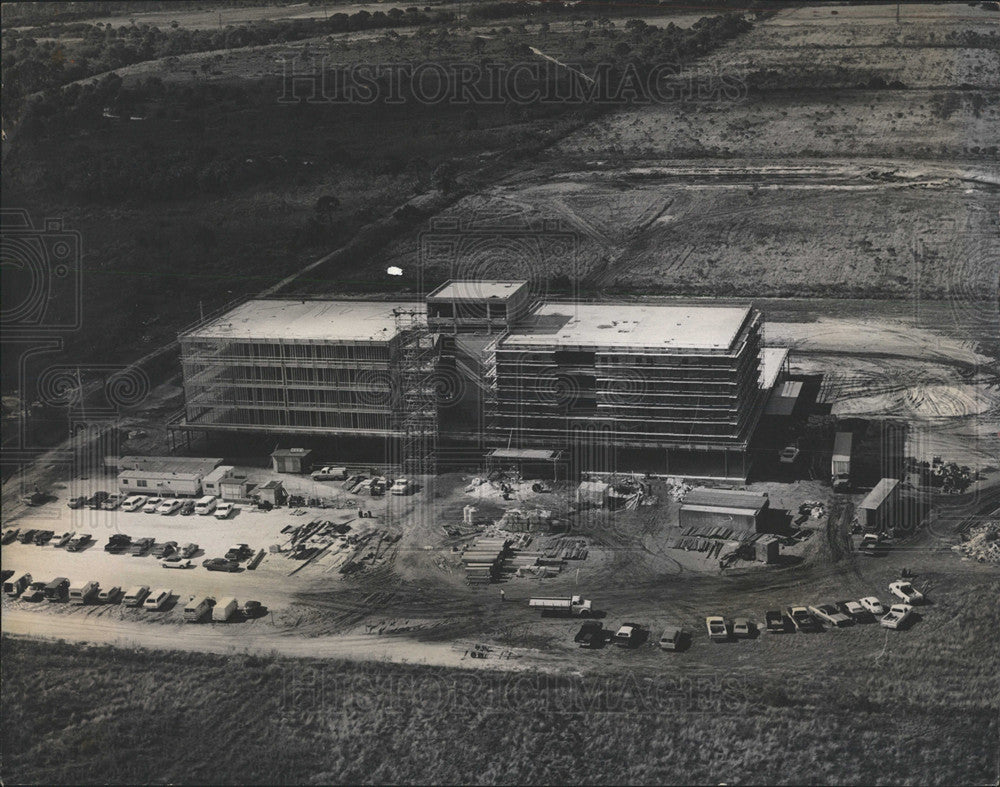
[3,589,997,787]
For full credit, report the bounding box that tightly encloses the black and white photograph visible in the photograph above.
[1,0,998,784]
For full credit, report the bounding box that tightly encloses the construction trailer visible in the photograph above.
[679,487,770,534]
[857,478,900,532]
[492,303,778,481]
[116,456,223,497]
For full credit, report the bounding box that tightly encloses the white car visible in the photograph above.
[880,604,913,630]
[160,556,194,569]
[214,502,235,520]
[311,466,347,481]
[889,581,924,605]
[389,478,412,496]
[859,596,885,616]
[779,445,800,464]
[142,497,163,513]
[121,495,147,512]
[156,499,183,515]
[102,494,123,510]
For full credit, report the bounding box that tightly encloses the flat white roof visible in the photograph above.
[501,303,752,351]
[427,280,529,302]
[760,347,789,390]
[183,300,424,343]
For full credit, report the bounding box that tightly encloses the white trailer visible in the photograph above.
[212,596,238,622]
[528,595,593,617]
[831,432,853,490]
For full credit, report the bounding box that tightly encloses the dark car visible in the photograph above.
[33,530,56,545]
[151,541,178,559]
[203,558,240,572]
[2,528,19,545]
[243,600,264,618]
[67,533,93,552]
[180,542,199,558]
[87,491,110,509]
[104,534,132,553]
[130,537,155,556]
[224,544,252,562]
[765,610,789,633]
[44,577,70,602]
[67,496,88,509]
[574,620,604,648]
[18,529,39,544]
[180,500,196,516]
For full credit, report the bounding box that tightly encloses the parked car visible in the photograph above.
[161,556,193,569]
[87,491,110,509]
[194,495,218,515]
[157,499,183,515]
[779,445,800,464]
[765,610,788,633]
[809,604,852,628]
[881,604,914,630]
[242,600,264,618]
[214,502,235,520]
[18,529,39,544]
[732,618,755,638]
[143,588,172,610]
[44,577,70,602]
[142,497,163,513]
[369,478,387,497]
[104,533,132,553]
[389,478,413,496]
[33,530,56,545]
[151,541,178,558]
[614,623,646,648]
[836,600,867,620]
[706,616,729,641]
[224,543,252,561]
[311,466,348,481]
[180,542,199,558]
[67,533,93,551]
[67,496,88,509]
[180,500,196,516]
[889,580,925,605]
[123,586,150,607]
[129,537,155,556]
[121,495,147,512]
[860,596,886,616]
[22,581,47,602]
[658,625,684,651]
[785,606,817,632]
[98,585,123,603]
[2,528,19,544]
[54,531,74,548]
[574,620,604,647]
[102,494,123,510]
[203,558,240,572]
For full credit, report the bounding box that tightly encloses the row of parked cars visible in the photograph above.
[102,533,255,571]
[569,580,928,651]
[70,493,236,519]
[708,581,926,640]
[2,527,94,550]
[1,571,263,621]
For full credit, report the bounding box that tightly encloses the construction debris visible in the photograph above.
[953,523,1000,564]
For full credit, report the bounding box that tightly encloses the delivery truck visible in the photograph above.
[831,432,853,491]
[528,595,593,617]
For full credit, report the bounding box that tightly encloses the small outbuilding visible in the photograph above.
[576,480,611,509]
[679,487,770,534]
[271,448,313,474]
[255,480,287,507]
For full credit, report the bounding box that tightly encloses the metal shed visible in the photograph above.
[679,487,770,533]
[271,448,313,474]
[857,478,900,531]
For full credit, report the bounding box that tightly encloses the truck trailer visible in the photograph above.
[831,432,853,491]
[528,595,593,617]
[212,596,239,622]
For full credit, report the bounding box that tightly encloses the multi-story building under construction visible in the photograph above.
[177,284,785,479]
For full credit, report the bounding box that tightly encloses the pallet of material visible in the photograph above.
[247,549,266,570]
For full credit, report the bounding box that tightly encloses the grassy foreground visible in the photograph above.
[2,612,997,786]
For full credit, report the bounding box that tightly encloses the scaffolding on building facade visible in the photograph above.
[393,308,440,475]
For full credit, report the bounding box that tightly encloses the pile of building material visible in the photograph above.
[678,524,759,542]
[496,508,554,532]
[799,500,827,519]
[665,479,694,502]
[462,537,510,585]
[952,523,1000,564]
[664,536,730,559]
[542,537,588,561]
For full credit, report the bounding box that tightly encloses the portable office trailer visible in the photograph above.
[857,478,900,532]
